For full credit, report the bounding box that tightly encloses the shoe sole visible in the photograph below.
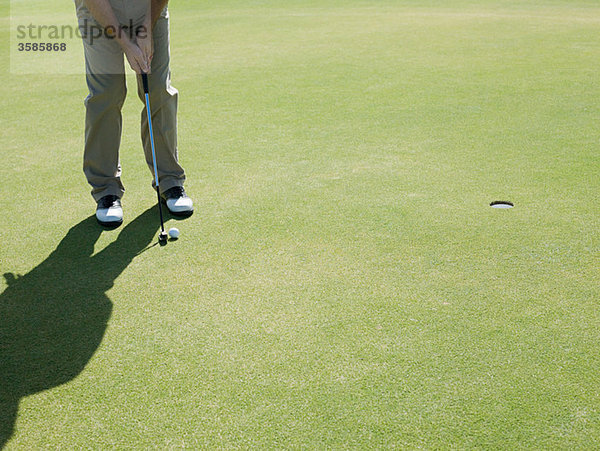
[161,198,194,218]
[96,217,123,228]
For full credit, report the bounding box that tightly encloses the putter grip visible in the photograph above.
[141,73,149,94]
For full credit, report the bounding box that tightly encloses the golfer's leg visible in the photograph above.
[83,73,127,201]
[79,12,127,201]
[137,10,186,194]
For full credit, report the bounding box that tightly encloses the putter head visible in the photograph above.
[158,231,168,243]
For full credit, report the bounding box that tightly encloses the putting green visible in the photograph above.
[1,0,599,448]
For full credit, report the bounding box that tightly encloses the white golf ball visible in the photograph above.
[168,227,180,239]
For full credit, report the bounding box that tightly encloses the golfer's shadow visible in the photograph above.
[0,207,158,449]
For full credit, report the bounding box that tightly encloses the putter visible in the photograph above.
[141,72,168,243]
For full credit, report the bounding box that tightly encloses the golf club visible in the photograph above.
[141,72,168,243]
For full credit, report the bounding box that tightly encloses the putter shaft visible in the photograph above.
[142,72,166,236]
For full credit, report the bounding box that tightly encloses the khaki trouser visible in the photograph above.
[75,0,185,201]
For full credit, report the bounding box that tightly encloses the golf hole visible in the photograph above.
[490,201,514,209]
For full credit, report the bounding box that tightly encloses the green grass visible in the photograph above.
[1,0,599,448]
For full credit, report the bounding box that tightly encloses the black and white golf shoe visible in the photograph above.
[96,195,123,227]
[161,186,194,217]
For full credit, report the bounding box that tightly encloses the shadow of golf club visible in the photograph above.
[0,206,159,449]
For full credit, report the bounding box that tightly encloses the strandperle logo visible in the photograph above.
[15,20,149,44]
